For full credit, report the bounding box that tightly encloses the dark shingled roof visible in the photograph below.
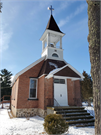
[38,59,66,77]
[46,15,63,33]
[54,66,81,78]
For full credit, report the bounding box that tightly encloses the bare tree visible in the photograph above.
[86,1,100,134]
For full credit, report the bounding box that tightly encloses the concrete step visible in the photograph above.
[75,122,94,127]
[56,109,87,114]
[54,106,84,111]
[61,112,90,117]
[67,119,95,125]
[63,115,94,121]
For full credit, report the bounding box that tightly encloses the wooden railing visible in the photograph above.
[0,95,11,109]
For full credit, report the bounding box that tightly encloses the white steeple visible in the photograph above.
[40,9,65,60]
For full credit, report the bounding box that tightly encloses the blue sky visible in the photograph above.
[0,0,91,78]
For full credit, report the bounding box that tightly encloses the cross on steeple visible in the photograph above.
[48,5,54,15]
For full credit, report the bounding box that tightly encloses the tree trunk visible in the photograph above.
[86,1,100,134]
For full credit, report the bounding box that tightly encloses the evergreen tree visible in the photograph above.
[81,71,93,102]
[0,69,13,100]
[86,1,100,134]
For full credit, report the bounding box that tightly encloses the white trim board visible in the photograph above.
[46,63,84,79]
[12,56,45,86]
[54,76,82,81]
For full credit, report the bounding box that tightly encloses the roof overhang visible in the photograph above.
[45,63,84,80]
[12,56,46,86]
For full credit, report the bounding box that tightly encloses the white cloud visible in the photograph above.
[59,14,73,27]
[74,3,87,16]
[29,1,54,17]
[0,27,13,53]
[58,3,87,27]
[0,2,20,53]
[59,2,69,10]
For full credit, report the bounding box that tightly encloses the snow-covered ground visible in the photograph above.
[0,103,95,135]
[82,102,95,117]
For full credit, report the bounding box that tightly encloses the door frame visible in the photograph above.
[53,76,68,106]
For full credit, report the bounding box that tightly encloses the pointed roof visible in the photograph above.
[46,64,84,80]
[46,15,63,33]
[38,59,66,77]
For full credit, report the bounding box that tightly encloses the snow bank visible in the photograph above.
[0,103,95,135]
[82,102,95,117]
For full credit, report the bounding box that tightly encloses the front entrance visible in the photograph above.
[54,78,68,106]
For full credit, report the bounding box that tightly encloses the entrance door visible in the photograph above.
[54,78,68,106]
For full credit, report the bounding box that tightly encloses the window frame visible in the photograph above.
[29,78,38,99]
[52,53,59,57]
[54,78,65,84]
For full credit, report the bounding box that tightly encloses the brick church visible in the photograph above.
[11,8,83,117]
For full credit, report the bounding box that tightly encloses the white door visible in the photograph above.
[54,78,68,106]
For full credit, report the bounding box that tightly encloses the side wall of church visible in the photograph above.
[67,79,75,106]
[37,75,45,110]
[44,77,54,110]
[11,60,45,117]
[67,79,82,106]
[74,80,82,106]
[16,60,44,109]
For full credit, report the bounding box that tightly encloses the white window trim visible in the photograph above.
[51,52,59,58]
[29,78,38,99]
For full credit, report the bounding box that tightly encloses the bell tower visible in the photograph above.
[40,6,65,60]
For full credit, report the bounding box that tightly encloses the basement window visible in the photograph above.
[29,78,37,99]
[54,79,65,84]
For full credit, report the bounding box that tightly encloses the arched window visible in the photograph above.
[52,53,58,57]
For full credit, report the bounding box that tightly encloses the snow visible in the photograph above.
[49,68,60,74]
[82,102,95,117]
[49,62,58,68]
[0,103,95,135]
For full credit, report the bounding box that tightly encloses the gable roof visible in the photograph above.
[46,64,84,79]
[46,15,63,33]
[12,56,45,86]
[38,59,66,77]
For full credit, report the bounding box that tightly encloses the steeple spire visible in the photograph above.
[48,5,54,15]
[40,6,65,60]
[46,14,63,33]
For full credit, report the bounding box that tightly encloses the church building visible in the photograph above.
[11,7,84,118]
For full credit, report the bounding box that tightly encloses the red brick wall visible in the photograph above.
[44,77,54,109]
[74,80,82,106]
[67,79,75,106]
[16,60,44,109]
[67,79,81,106]
[37,75,45,110]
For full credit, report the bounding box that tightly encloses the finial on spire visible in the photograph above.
[47,5,54,15]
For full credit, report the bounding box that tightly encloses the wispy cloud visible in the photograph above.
[0,2,20,53]
[58,3,87,27]
[0,26,13,53]
[29,1,54,17]
[74,3,87,16]
[59,2,69,10]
